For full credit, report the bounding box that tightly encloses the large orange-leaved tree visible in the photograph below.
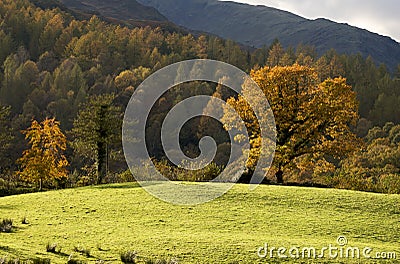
[223,64,360,183]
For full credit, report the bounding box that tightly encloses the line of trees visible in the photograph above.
[0,0,399,193]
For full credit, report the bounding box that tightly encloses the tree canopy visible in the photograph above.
[18,118,68,190]
[224,64,360,183]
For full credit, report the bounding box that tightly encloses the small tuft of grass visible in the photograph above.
[31,257,51,264]
[74,246,91,257]
[46,243,58,253]
[96,245,109,252]
[120,250,137,264]
[67,255,86,264]
[0,219,13,233]
[0,256,19,264]
[145,259,179,264]
[21,216,28,225]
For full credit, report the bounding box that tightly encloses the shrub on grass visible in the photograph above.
[176,161,223,182]
[120,251,137,264]
[379,173,400,194]
[153,159,223,182]
[153,160,176,180]
[0,219,13,233]
[116,170,135,183]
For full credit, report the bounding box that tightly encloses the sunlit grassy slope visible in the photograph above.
[0,183,399,263]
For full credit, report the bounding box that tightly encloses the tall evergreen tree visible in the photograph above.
[71,94,122,184]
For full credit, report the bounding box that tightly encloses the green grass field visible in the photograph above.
[0,183,399,263]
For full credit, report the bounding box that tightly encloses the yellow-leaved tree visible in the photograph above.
[18,118,68,190]
[223,64,361,183]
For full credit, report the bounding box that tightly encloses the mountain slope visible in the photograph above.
[58,0,167,21]
[137,0,400,70]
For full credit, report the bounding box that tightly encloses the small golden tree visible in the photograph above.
[18,118,68,190]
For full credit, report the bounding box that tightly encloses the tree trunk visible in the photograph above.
[238,168,254,183]
[97,141,106,184]
[276,168,284,184]
[97,105,108,185]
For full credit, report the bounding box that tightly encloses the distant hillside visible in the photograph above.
[58,0,167,22]
[30,0,91,20]
[32,0,190,33]
[137,0,400,71]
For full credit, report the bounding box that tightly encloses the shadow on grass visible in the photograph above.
[93,183,141,189]
[0,245,11,251]
[275,181,330,188]
[0,245,22,256]
[49,250,70,257]
[0,187,38,198]
[0,204,18,210]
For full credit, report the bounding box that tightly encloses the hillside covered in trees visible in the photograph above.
[0,0,399,194]
[137,0,400,72]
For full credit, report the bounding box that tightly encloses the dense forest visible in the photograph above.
[0,0,399,195]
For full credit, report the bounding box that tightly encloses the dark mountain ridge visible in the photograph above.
[34,0,189,34]
[58,0,167,21]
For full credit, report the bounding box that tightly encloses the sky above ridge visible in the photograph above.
[220,0,400,42]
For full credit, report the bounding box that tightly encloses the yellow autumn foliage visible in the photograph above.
[223,64,361,183]
[18,118,68,189]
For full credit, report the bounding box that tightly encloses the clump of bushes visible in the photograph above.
[378,173,400,194]
[0,219,13,233]
[153,159,223,182]
[115,170,135,183]
[120,250,137,264]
